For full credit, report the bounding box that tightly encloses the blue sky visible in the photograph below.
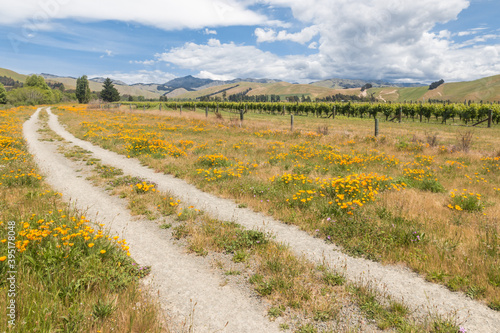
[0,0,499,84]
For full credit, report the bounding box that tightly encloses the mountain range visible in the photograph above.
[2,67,500,103]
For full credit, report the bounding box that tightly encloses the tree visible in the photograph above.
[0,83,6,104]
[76,75,91,103]
[24,74,54,102]
[25,75,50,90]
[361,83,373,92]
[429,79,444,90]
[100,78,120,102]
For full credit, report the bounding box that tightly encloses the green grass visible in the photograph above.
[397,86,429,102]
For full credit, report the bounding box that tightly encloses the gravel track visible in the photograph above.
[24,108,281,333]
[40,107,500,332]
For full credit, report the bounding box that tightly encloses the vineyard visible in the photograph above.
[119,101,500,126]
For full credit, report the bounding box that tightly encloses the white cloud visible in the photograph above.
[3,0,499,83]
[204,28,218,35]
[0,0,268,30]
[156,39,323,82]
[250,0,500,82]
[130,59,156,65]
[308,42,318,49]
[197,71,234,80]
[93,70,176,84]
[156,3,500,84]
[100,49,113,58]
[458,31,476,37]
[255,25,319,44]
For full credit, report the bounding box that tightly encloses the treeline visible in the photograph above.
[0,76,23,90]
[0,75,75,106]
[120,100,500,125]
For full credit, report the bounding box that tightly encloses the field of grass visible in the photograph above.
[50,106,466,332]
[55,104,500,316]
[0,107,166,332]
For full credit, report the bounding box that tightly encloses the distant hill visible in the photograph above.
[89,77,128,86]
[311,78,424,89]
[157,75,281,95]
[174,81,362,100]
[37,73,162,99]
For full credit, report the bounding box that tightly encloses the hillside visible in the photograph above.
[174,81,364,100]
[41,75,162,99]
[0,68,27,83]
[366,75,500,103]
[174,82,270,99]
[247,82,361,99]
[0,68,163,99]
[311,78,424,89]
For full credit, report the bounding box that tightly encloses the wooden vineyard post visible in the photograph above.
[399,107,402,123]
[488,109,493,128]
[333,105,336,119]
[194,104,196,112]
[291,114,294,132]
[143,106,145,111]
[217,103,219,114]
[375,118,379,137]
[180,105,182,115]
[159,103,162,111]
[205,106,208,118]
[240,109,244,127]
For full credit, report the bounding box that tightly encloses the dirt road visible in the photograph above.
[24,107,500,332]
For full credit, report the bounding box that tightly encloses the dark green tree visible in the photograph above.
[76,75,91,103]
[0,83,6,104]
[100,78,120,102]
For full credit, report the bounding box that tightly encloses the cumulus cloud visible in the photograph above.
[197,71,234,80]
[255,25,319,44]
[155,39,323,82]
[3,0,499,83]
[204,28,218,35]
[0,0,268,30]
[249,0,500,82]
[94,70,176,84]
